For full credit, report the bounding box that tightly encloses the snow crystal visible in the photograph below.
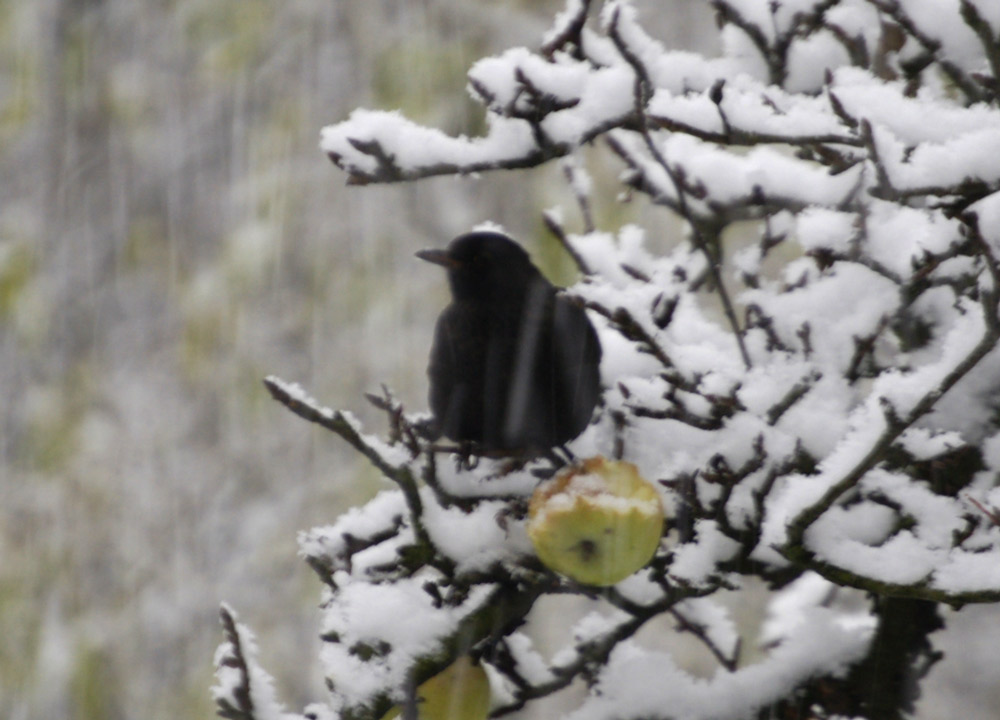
[863,470,966,547]
[833,68,1000,145]
[298,490,408,566]
[933,548,1000,594]
[320,109,538,177]
[877,300,986,417]
[266,375,334,420]
[543,66,636,146]
[542,0,586,50]
[653,133,861,211]
[743,261,900,374]
[968,190,1000,251]
[505,631,555,686]
[894,0,987,71]
[895,427,964,461]
[551,608,632,669]
[669,520,740,585]
[421,491,532,572]
[784,31,850,93]
[533,471,662,519]
[674,596,740,661]
[760,572,834,647]
[878,125,1000,193]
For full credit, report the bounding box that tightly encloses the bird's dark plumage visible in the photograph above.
[418,231,602,454]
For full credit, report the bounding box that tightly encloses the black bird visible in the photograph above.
[417,231,602,454]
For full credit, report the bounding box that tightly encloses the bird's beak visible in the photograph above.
[415,248,459,268]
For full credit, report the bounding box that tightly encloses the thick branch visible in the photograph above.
[783,255,1000,598]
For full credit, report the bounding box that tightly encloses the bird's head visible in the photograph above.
[416,231,539,301]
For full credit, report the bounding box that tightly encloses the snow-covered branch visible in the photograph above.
[219,1,1000,718]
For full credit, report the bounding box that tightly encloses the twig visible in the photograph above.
[869,0,984,103]
[965,495,1000,527]
[766,370,823,425]
[584,301,677,373]
[543,209,593,275]
[607,9,752,369]
[859,119,898,203]
[652,108,860,148]
[562,158,596,234]
[489,584,716,717]
[263,377,432,549]
[959,0,1000,94]
[216,605,256,720]
[711,0,840,87]
[365,385,422,457]
[669,606,741,672]
[541,0,592,60]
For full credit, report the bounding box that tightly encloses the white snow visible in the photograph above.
[319,576,497,709]
[245,3,1000,718]
[421,492,533,572]
[669,520,741,586]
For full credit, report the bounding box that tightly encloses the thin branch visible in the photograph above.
[584,301,678,373]
[630,401,725,431]
[712,0,785,85]
[960,0,1000,90]
[712,0,840,87]
[263,377,432,549]
[790,552,1000,605]
[215,606,256,720]
[669,607,741,672]
[869,0,984,103]
[562,158,596,234]
[708,435,768,538]
[965,494,1000,527]
[859,119,897,202]
[606,9,752,369]
[651,110,860,149]
[541,0,593,60]
[328,108,640,186]
[845,315,891,384]
[365,385,422,457]
[543,209,593,276]
[330,138,558,186]
[766,370,823,425]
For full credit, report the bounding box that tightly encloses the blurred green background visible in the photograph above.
[0,1,718,716]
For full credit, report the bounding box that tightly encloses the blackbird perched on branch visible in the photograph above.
[417,231,602,454]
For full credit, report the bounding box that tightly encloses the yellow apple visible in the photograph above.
[383,656,490,720]
[527,457,665,586]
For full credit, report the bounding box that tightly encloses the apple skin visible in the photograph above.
[383,656,490,720]
[527,457,665,586]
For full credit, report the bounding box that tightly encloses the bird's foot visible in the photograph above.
[528,446,575,480]
[482,455,531,480]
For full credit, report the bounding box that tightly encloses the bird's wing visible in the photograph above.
[427,302,488,441]
[552,292,603,428]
